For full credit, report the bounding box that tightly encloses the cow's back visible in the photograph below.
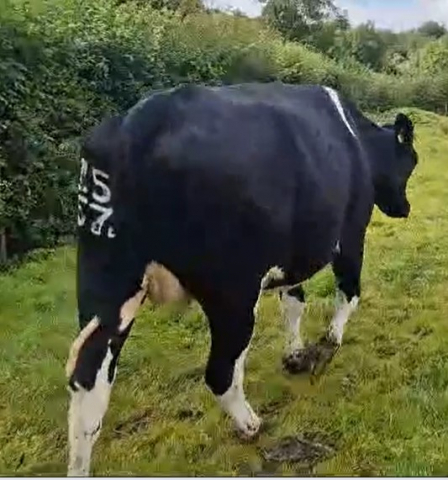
[115,83,373,291]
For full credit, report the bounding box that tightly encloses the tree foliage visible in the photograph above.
[417,21,447,40]
[407,37,448,75]
[261,0,342,42]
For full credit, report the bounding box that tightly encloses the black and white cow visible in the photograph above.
[66,82,418,475]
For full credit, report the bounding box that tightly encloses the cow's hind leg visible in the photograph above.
[279,285,309,374]
[261,270,309,375]
[66,318,134,476]
[203,300,261,439]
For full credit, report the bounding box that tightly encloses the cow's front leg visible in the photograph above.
[326,289,359,346]
[327,237,363,345]
[204,301,261,439]
[310,236,364,379]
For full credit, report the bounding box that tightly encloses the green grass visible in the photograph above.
[2,109,448,476]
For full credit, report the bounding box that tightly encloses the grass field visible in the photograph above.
[2,109,448,476]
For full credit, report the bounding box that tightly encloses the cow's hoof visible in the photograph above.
[309,336,340,383]
[282,349,309,375]
[235,406,262,441]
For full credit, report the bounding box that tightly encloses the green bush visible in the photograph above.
[1,0,447,263]
[0,0,171,260]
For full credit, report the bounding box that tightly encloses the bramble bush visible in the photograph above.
[0,0,447,263]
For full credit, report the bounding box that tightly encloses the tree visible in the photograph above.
[408,37,448,75]
[417,21,447,39]
[116,0,204,15]
[330,21,388,71]
[231,8,248,17]
[309,11,350,54]
[260,0,339,43]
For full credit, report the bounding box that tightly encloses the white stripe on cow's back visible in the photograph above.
[322,86,357,138]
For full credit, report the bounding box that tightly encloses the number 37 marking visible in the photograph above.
[78,158,116,239]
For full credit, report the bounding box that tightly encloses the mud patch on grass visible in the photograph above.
[375,343,397,359]
[176,408,203,421]
[373,333,401,359]
[113,408,154,436]
[260,431,337,472]
[353,459,383,476]
[283,337,339,380]
[412,324,433,339]
[341,372,358,398]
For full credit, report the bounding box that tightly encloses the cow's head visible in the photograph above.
[374,113,418,219]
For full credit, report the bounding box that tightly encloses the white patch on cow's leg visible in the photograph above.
[253,287,263,320]
[280,291,305,355]
[67,347,114,477]
[217,346,261,438]
[66,317,100,379]
[260,266,285,290]
[119,289,146,333]
[323,86,357,138]
[327,291,359,345]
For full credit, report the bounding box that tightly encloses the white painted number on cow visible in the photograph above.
[92,169,111,204]
[77,158,116,238]
[77,158,88,228]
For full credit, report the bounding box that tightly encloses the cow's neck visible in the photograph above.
[365,127,395,184]
[352,114,395,192]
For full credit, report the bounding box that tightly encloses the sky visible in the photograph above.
[206,0,448,31]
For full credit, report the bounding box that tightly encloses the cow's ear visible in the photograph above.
[394,113,414,145]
